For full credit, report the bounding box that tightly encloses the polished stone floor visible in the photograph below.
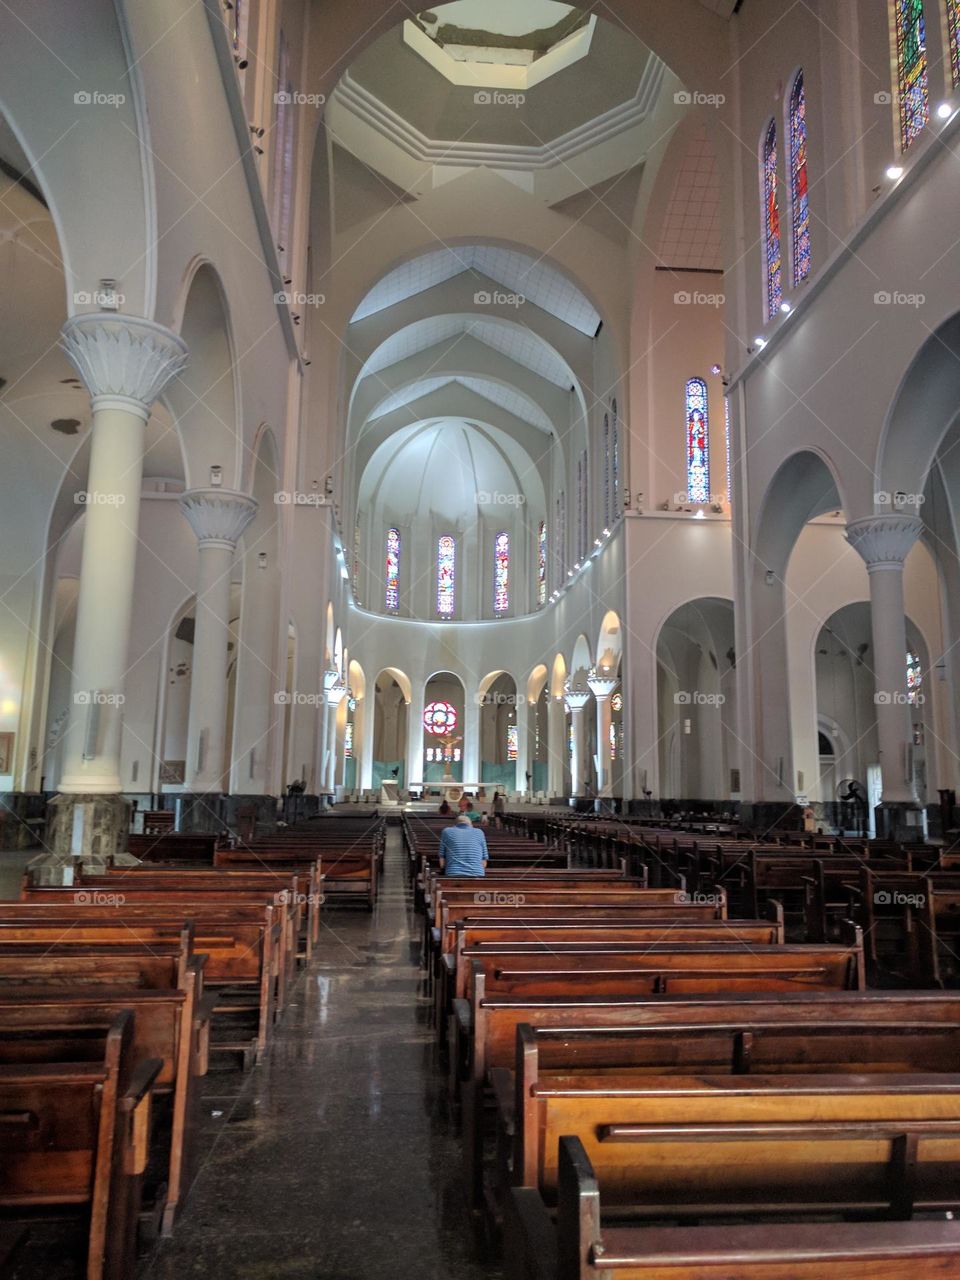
[139,828,502,1280]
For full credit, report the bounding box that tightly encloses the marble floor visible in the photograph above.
[137,828,503,1280]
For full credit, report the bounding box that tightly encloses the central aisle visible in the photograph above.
[143,827,501,1280]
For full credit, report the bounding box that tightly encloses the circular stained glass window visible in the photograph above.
[423,701,458,736]
[611,692,623,713]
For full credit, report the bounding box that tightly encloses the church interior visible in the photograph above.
[3,0,960,1276]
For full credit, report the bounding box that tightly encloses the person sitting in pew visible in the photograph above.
[439,815,488,878]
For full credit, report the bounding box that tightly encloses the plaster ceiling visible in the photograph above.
[657,123,723,271]
[368,374,554,432]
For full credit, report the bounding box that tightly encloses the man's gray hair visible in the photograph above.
[455,814,472,826]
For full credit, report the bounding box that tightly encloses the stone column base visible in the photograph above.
[35,792,137,884]
[874,802,926,843]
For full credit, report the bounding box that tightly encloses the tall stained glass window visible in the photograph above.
[506,724,519,761]
[788,70,811,286]
[762,119,782,320]
[724,396,732,506]
[494,532,510,613]
[578,450,588,561]
[949,0,960,89]
[537,521,547,606]
[686,378,710,503]
[437,535,455,616]
[603,414,611,525]
[906,650,923,705]
[894,0,929,150]
[385,527,400,612]
[344,722,353,758]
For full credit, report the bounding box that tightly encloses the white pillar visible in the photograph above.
[846,515,923,806]
[463,690,480,786]
[515,701,530,794]
[179,490,258,792]
[564,690,591,797]
[324,679,346,792]
[588,672,618,797]
[359,692,375,792]
[547,693,565,797]
[58,315,188,794]
[406,684,424,789]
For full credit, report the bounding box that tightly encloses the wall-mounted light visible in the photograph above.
[258,552,268,571]
[210,465,223,488]
[885,164,904,180]
[938,101,954,120]
[764,569,776,585]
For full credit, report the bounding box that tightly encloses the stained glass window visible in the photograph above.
[949,0,960,89]
[762,119,782,320]
[507,724,518,761]
[894,0,929,150]
[611,692,623,713]
[537,521,547,606]
[603,414,611,525]
[423,701,457,735]
[724,396,732,506]
[344,722,353,758]
[611,399,620,520]
[609,721,617,760]
[686,378,710,503]
[789,70,811,286]
[494,532,510,613]
[352,517,361,591]
[437,535,455,616]
[385,528,400,611]
[578,450,588,560]
[906,651,923,705]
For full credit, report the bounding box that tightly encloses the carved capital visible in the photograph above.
[60,313,188,419]
[587,670,618,701]
[563,687,591,713]
[845,515,923,570]
[180,489,258,549]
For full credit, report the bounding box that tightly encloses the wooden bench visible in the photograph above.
[505,1134,960,1279]
[0,1009,161,1280]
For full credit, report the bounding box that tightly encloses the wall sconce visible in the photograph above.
[258,552,268,571]
[764,570,776,585]
[210,465,223,488]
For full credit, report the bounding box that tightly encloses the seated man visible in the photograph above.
[438,814,488,878]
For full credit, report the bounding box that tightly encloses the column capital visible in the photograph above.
[60,313,188,420]
[179,488,259,549]
[587,670,618,701]
[564,690,591,713]
[845,515,923,570]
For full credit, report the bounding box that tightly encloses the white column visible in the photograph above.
[463,690,480,786]
[406,684,424,789]
[324,678,346,791]
[359,692,375,793]
[179,490,258,792]
[846,515,923,805]
[547,693,565,796]
[58,315,188,794]
[588,671,618,796]
[515,701,530,794]
[564,690,591,797]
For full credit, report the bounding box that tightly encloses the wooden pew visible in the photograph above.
[126,831,219,862]
[0,1009,161,1280]
[505,1134,960,1280]
[0,953,211,1235]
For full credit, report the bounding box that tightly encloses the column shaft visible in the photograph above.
[184,542,233,790]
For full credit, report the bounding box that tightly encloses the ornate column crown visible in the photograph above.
[587,668,618,700]
[179,488,259,549]
[845,515,923,570]
[60,313,188,420]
